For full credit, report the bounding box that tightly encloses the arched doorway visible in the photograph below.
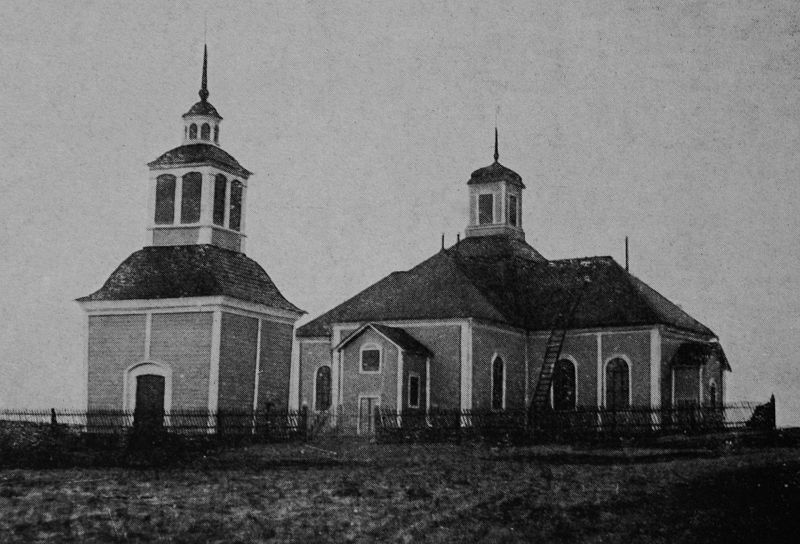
[134,374,165,429]
[605,357,630,410]
[552,358,577,410]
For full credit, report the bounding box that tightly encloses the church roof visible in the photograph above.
[468,161,525,188]
[183,100,222,119]
[335,323,433,356]
[77,245,302,314]
[148,143,252,177]
[296,235,714,338]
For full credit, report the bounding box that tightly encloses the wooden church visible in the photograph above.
[78,48,303,419]
[296,132,729,435]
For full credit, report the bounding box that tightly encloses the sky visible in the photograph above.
[1,1,798,425]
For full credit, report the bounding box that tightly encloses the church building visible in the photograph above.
[78,48,303,419]
[296,132,729,434]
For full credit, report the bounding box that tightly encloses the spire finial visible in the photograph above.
[494,127,499,162]
[199,44,209,102]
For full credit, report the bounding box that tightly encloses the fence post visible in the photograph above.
[300,405,308,442]
[50,408,57,431]
[768,394,776,430]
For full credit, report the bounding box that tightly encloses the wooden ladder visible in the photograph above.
[529,286,586,420]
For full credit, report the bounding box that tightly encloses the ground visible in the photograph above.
[0,440,798,543]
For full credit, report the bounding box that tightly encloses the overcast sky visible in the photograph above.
[1,1,798,425]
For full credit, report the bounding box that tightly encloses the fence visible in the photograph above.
[0,398,775,445]
[0,407,309,441]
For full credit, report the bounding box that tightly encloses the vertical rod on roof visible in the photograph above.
[457,233,460,244]
[441,234,445,250]
[625,236,629,271]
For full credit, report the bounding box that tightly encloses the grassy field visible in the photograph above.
[0,439,798,543]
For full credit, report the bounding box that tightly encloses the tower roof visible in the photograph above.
[467,129,524,188]
[183,45,222,120]
[148,143,252,177]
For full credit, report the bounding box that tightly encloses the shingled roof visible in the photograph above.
[148,143,252,177]
[296,235,714,338]
[335,323,433,356]
[78,245,302,314]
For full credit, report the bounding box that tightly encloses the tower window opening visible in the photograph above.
[189,124,198,139]
[478,193,494,225]
[229,180,243,231]
[213,174,227,226]
[180,172,202,224]
[508,194,518,227]
[213,124,219,143]
[201,123,210,141]
[154,174,176,224]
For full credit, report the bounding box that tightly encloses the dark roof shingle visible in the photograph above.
[78,245,302,314]
[297,235,714,338]
[148,144,251,177]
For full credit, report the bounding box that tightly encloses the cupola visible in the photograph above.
[146,46,252,253]
[465,129,525,240]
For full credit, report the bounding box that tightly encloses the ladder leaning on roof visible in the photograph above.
[528,282,587,428]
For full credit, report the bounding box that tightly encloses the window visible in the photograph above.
[708,379,717,407]
[154,174,176,224]
[408,374,420,408]
[478,193,494,225]
[508,194,518,227]
[189,123,198,139]
[201,123,210,140]
[229,181,243,231]
[552,359,576,410]
[491,356,504,410]
[606,358,630,410]
[180,172,202,224]
[214,124,219,143]
[213,174,227,226]
[315,366,331,411]
[361,346,381,373]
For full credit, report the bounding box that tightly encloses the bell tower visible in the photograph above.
[465,129,525,241]
[147,45,251,252]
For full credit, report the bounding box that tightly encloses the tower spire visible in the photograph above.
[494,127,499,163]
[199,44,209,102]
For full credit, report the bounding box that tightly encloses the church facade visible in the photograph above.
[296,134,729,434]
[78,49,303,418]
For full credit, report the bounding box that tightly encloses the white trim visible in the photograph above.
[501,183,507,226]
[144,312,152,360]
[408,372,421,409]
[359,343,382,374]
[550,355,578,410]
[297,337,330,343]
[397,351,404,414]
[173,173,183,226]
[252,318,262,412]
[603,354,633,408]
[79,296,303,322]
[82,312,90,410]
[356,394,380,436]
[312,364,332,412]
[289,332,300,410]
[471,320,527,336]
[328,318,469,330]
[490,353,506,410]
[671,367,676,406]
[424,358,431,413]
[123,360,173,413]
[460,319,473,410]
[649,327,662,408]
[208,310,222,413]
[332,322,429,355]
[596,333,603,408]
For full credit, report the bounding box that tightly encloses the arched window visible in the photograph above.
[201,123,210,140]
[213,174,227,226]
[491,356,505,410]
[229,180,243,231]
[180,172,202,224]
[189,123,198,139]
[214,124,219,143]
[552,358,576,410]
[315,366,331,411]
[154,174,176,224]
[606,358,630,410]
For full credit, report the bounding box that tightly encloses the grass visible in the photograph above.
[0,440,798,543]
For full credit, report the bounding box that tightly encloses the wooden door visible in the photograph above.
[358,396,379,436]
[134,374,165,429]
